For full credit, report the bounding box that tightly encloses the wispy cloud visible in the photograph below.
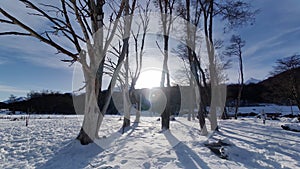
[0,36,75,70]
[0,57,8,65]
[0,84,28,93]
[244,26,300,58]
[0,84,29,101]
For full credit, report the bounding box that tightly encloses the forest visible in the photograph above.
[2,66,300,116]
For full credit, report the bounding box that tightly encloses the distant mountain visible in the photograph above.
[3,97,27,104]
[245,78,260,85]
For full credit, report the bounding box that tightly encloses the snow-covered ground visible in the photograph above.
[1,115,300,169]
[228,105,300,116]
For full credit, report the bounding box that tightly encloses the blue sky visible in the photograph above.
[228,0,300,83]
[0,0,300,101]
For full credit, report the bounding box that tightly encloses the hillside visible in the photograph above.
[227,67,300,106]
[259,67,300,104]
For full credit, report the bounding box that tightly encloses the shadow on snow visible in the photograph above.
[163,131,210,169]
[38,140,104,169]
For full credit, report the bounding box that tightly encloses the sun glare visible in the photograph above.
[135,69,162,89]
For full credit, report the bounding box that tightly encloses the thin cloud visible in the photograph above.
[0,36,75,70]
[244,26,300,58]
[0,57,8,65]
[0,84,28,93]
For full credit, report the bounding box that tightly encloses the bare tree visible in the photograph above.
[129,0,151,123]
[119,0,137,131]
[0,0,135,145]
[96,0,149,129]
[224,34,245,119]
[175,0,208,134]
[199,0,257,130]
[272,54,300,111]
[153,0,176,130]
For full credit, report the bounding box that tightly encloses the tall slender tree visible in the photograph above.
[119,0,137,130]
[199,0,257,130]
[154,0,176,130]
[176,0,208,134]
[129,0,151,123]
[224,34,245,119]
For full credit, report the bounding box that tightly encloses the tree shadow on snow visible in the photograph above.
[38,139,105,169]
[118,122,139,135]
[38,123,141,169]
[222,124,300,161]
[218,131,286,168]
[163,131,210,169]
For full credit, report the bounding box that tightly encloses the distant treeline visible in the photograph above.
[0,87,182,115]
[228,67,300,106]
[0,91,122,115]
[1,92,76,114]
[1,68,299,114]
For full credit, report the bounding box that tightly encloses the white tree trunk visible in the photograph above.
[123,87,131,127]
[77,76,103,144]
[122,55,131,129]
[188,82,195,121]
[134,93,141,122]
[135,108,141,122]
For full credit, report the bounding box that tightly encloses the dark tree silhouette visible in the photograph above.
[224,35,246,119]
[272,54,300,111]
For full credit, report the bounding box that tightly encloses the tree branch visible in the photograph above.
[0,32,31,36]
[0,8,78,60]
[0,19,14,24]
[61,0,81,53]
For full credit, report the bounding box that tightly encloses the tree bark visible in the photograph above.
[122,55,131,130]
[234,46,244,119]
[161,88,170,130]
[134,93,141,122]
[77,75,102,144]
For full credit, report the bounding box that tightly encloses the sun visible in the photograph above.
[135,69,162,89]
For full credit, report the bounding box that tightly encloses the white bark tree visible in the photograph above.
[153,0,176,130]
[199,0,257,131]
[103,0,150,126]
[0,0,135,145]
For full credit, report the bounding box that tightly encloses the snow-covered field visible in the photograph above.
[227,105,300,116]
[1,115,300,169]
